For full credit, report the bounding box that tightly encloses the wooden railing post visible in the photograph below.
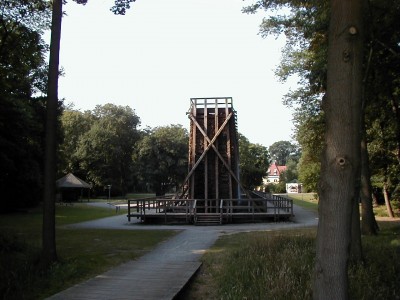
[128,199,131,222]
[220,199,224,224]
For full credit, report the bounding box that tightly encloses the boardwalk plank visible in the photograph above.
[47,256,201,300]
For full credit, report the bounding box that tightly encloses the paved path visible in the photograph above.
[47,204,318,300]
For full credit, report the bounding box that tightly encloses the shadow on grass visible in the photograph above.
[0,204,178,299]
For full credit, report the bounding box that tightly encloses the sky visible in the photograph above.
[56,0,298,147]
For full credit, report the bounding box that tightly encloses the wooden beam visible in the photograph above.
[174,113,233,198]
[191,113,249,197]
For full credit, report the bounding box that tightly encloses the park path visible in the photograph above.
[47,204,318,300]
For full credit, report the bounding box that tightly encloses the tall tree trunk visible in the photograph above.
[313,0,365,298]
[41,0,63,267]
[359,44,379,235]
[383,181,395,218]
[360,125,379,235]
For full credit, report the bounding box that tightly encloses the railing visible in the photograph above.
[127,196,193,222]
[127,194,293,224]
[269,194,294,220]
[193,199,197,223]
[252,192,294,219]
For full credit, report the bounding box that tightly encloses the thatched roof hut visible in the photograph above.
[56,173,91,202]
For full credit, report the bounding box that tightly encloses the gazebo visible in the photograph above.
[56,173,92,202]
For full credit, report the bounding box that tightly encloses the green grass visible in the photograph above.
[0,203,125,246]
[285,193,318,202]
[183,223,400,299]
[373,201,400,218]
[286,193,319,211]
[125,193,156,199]
[0,203,178,299]
[286,193,400,218]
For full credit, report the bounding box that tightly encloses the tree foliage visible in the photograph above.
[110,0,137,15]
[268,140,300,165]
[0,0,51,211]
[59,109,93,174]
[243,1,328,193]
[363,0,400,203]
[133,125,188,195]
[59,104,141,196]
[244,0,399,295]
[238,134,271,189]
[245,0,400,201]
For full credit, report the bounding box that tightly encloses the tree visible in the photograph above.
[0,0,50,212]
[110,0,137,15]
[368,119,398,218]
[360,117,379,234]
[238,134,271,189]
[282,158,298,183]
[133,125,188,195]
[268,140,299,166]
[244,1,399,294]
[41,0,88,268]
[75,104,141,196]
[0,96,47,211]
[59,108,94,175]
[313,0,365,298]
[363,0,400,218]
[244,1,328,196]
[40,0,140,267]
[41,0,63,267]
[296,114,325,192]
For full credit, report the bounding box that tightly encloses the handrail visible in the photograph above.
[220,199,224,224]
[193,199,197,223]
[127,196,293,224]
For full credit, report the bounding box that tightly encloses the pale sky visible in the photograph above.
[56,0,297,147]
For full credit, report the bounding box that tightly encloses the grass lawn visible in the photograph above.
[0,203,178,299]
[286,193,400,219]
[179,193,399,299]
[181,222,400,299]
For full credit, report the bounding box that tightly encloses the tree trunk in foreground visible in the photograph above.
[41,0,63,267]
[313,0,365,298]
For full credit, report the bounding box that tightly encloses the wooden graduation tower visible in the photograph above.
[183,97,243,201]
[126,97,294,224]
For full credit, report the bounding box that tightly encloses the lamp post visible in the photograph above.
[107,184,112,200]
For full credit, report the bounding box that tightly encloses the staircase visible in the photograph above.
[194,213,221,225]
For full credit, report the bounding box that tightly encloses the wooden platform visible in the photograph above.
[127,194,293,225]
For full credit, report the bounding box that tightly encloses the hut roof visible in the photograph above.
[56,173,91,189]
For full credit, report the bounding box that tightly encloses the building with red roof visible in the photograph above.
[263,162,287,184]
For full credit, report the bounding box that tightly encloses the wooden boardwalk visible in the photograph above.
[47,204,316,300]
[46,229,218,300]
[47,260,201,300]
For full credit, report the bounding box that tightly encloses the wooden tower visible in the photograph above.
[179,97,246,201]
[127,97,294,224]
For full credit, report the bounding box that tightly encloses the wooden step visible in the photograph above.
[195,214,221,225]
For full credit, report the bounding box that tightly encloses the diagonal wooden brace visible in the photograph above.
[190,113,250,197]
[174,113,233,199]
